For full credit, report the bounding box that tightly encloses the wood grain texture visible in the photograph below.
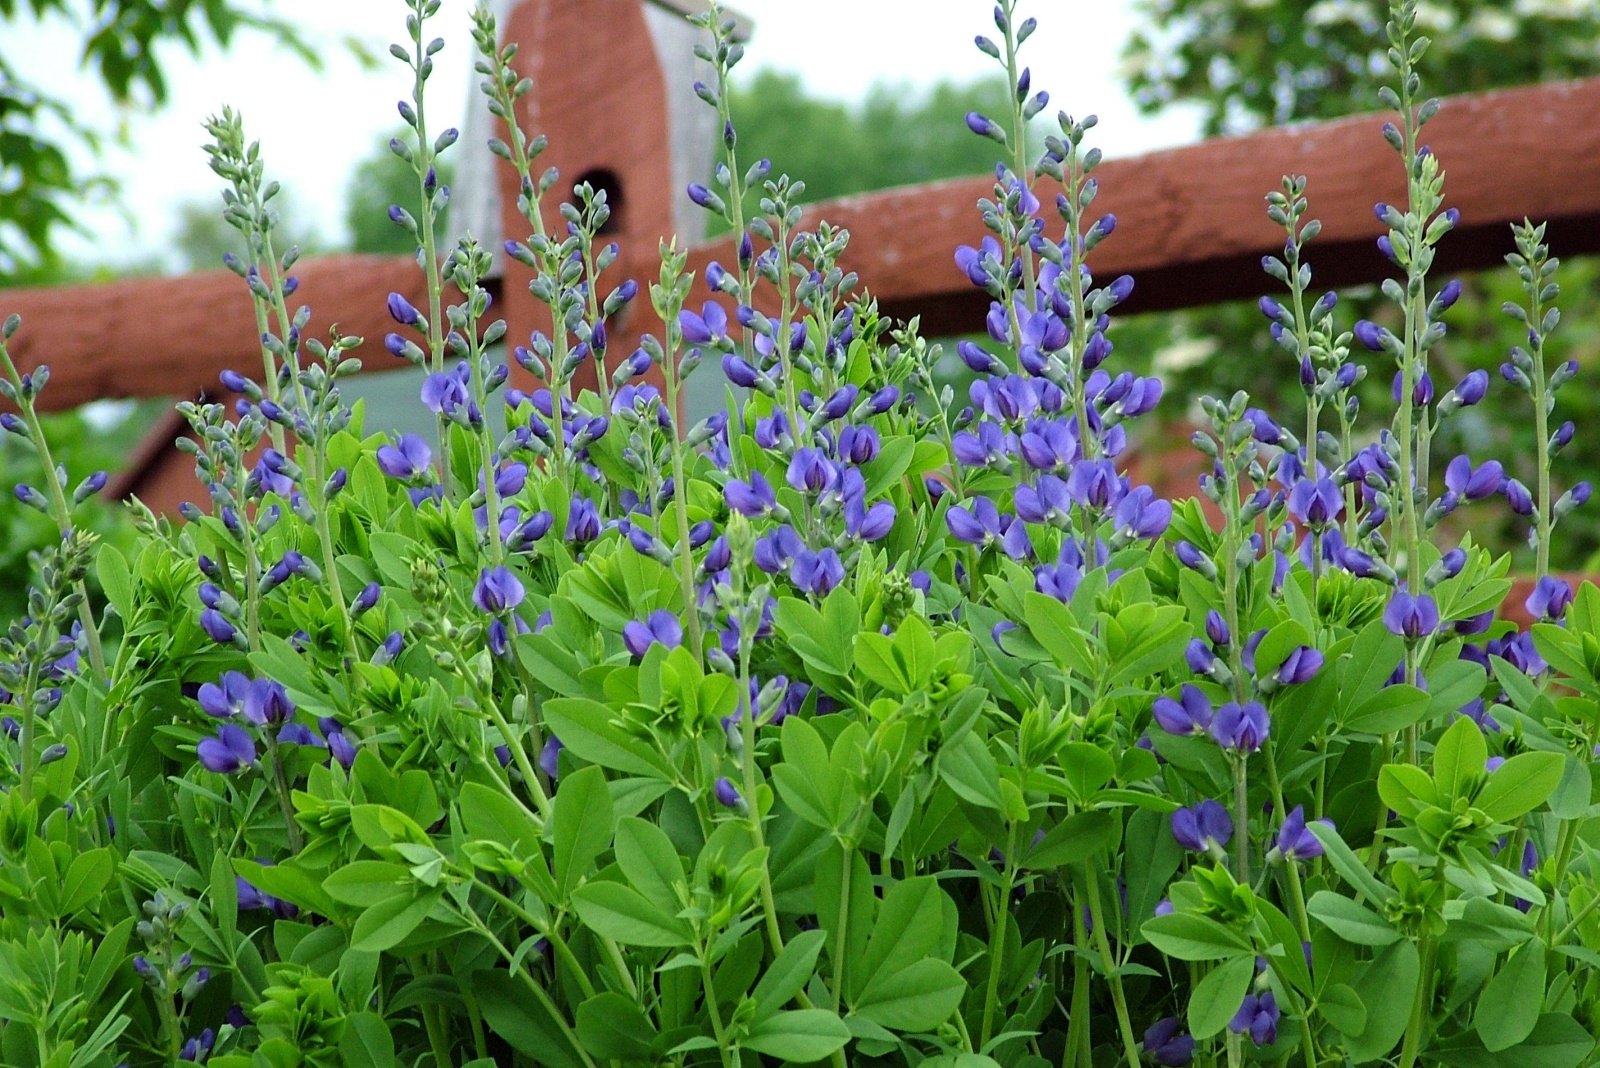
[4,255,434,413]
[685,77,1600,334]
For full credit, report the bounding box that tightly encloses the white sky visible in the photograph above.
[7,0,1202,272]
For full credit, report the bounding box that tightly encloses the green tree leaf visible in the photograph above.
[1306,891,1400,946]
[570,881,693,947]
[552,765,614,898]
[852,958,966,1032]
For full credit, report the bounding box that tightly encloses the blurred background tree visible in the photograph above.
[0,0,313,283]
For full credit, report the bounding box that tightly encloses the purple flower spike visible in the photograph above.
[1152,684,1213,736]
[622,610,684,657]
[1383,591,1440,640]
[1288,477,1341,527]
[197,724,257,774]
[1454,369,1489,406]
[1274,805,1329,861]
[1143,1018,1196,1067]
[1170,799,1233,854]
[1209,701,1269,753]
[1526,576,1574,621]
[473,567,526,614]
[1230,992,1279,1046]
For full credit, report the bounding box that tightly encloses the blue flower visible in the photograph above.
[197,724,256,774]
[1525,575,1573,621]
[1443,456,1504,502]
[1210,701,1269,753]
[200,609,237,645]
[540,736,564,779]
[474,567,526,614]
[1383,591,1439,639]
[1229,992,1279,1046]
[1153,684,1212,736]
[714,776,745,810]
[623,610,684,657]
[1271,805,1328,862]
[1170,799,1233,855]
[725,472,777,517]
[377,434,433,480]
[198,672,252,719]
[792,549,845,596]
[1143,1017,1195,1066]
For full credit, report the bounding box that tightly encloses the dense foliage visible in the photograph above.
[1,2,1598,1067]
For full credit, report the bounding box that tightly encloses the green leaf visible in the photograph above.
[352,889,441,952]
[742,1010,851,1062]
[1188,955,1253,1039]
[752,930,828,1021]
[543,698,672,779]
[339,1011,397,1068]
[1339,620,1405,709]
[576,992,658,1060]
[571,881,693,947]
[1434,715,1488,801]
[324,861,411,908]
[96,545,135,623]
[1474,752,1565,822]
[1548,757,1593,820]
[475,970,586,1068]
[1344,684,1431,734]
[853,877,947,998]
[1306,891,1400,945]
[856,630,910,694]
[1474,941,1545,1051]
[1023,592,1095,676]
[852,958,965,1032]
[1347,940,1419,1061]
[938,732,1003,810]
[553,765,613,898]
[1022,811,1116,869]
[613,816,683,905]
[59,849,115,915]
[1317,983,1367,1035]
[1308,823,1394,903]
[1444,896,1535,953]
[1141,912,1254,961]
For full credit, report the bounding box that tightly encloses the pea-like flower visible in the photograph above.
[714,776,745,810]
[1274,646,1324,685]
[1230,992,1279,1046]
[540,736,564,779]
[792,549,845,596]
[1443,456,1504,502]
[1270,805,1329,863]
[1143,1018,1196,1067]
[725,472,777,517]
[1210,701,1269,753]
[200,609,238,645]
[198,671,252,719]
[1287,477,1341,527]
[197,724,257,774]
[1170,799,1233,860]
[1383,590,1439,639]
[623,610,684,657]
[1525,575,1573,621]
[376,434,433,480]
[1153,684,1212,737]
[474,567,526,614]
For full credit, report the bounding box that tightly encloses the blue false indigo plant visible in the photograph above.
[0,0,1597,1066]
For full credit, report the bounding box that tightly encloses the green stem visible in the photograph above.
[701,957,740,1068]
[980,821,1020,1048]
[1395,936,1436,1068]
[829,843,854,1011]
[1083,862,1143,1068]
